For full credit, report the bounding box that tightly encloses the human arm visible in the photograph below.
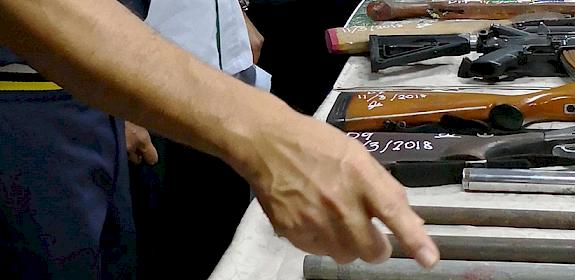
[243,12,264,64]
[0,0,438,266]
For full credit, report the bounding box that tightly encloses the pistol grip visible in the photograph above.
[465,45,524,80]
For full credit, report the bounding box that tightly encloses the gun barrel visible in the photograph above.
[463,168,575,194]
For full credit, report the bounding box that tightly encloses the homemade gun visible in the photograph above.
[327,84,575,132]
[367,0,575,21]
[347,128,575,187]
[370,21,575,80]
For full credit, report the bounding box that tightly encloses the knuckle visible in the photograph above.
[393,187,409,204]
[344,220,386,263]
[137,132,149,142]
[272,211,321,238]
[341,214,363,231]
[318,191,346,219]
[363,249,390,264]
[126,143,135,151]
[140,145,150,152]
[342,153,374,179]
[360,241,390,263]
[376,182,409,206]
[341,157,365,179]
[378,202,403,222]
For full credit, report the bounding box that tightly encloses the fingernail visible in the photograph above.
[415,247,438,269]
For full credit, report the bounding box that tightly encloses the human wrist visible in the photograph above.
[218,91,299,178]
[233,104,296,157]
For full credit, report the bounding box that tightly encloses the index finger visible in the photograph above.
[364,166,440,269]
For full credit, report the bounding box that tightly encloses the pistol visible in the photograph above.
[327,84,575,132]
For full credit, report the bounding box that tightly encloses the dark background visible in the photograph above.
[249,0,361,115]
[131,1,362,279]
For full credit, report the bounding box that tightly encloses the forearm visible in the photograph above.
[0,0,441,266]
[0,0,290,163]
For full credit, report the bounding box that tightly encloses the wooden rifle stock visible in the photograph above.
[367,0,575,21]
[331,84,575,131]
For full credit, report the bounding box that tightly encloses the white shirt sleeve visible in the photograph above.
[145,0,253,75]
[218,0,254,74]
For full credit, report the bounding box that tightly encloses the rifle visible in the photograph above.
[326,16,575,54]
[367,0,575,21]
[327,84,575,132]
[370,21,575,80]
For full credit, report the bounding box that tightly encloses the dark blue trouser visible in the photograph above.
[0,88,136,279]
[129,65,257,279]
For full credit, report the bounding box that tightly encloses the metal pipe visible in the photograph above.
[462,168,575,194]
[413,205,575,229]
[387,235,575,264]
[304,256,575,280]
